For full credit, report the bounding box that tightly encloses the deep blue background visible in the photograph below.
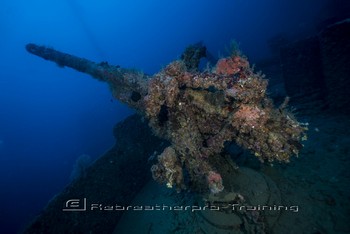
[0,0,329,233]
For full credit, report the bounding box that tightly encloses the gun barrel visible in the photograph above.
[26,43,149,111]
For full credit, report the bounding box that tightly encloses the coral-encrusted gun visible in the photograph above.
[26,43,307,194]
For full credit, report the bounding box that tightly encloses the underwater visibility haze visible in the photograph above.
[0,0,349,233]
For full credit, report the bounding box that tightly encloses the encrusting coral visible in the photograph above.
[26,43,307,194]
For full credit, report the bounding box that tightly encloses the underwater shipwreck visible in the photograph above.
[23,18,349,233]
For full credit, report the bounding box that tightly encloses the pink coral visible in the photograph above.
[233,105,266,127]
[215,56,249,76]
[207,171,224,194]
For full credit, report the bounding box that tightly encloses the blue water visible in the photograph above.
[0,0,332,233]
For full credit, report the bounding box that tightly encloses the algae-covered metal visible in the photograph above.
[26,43,307,194]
